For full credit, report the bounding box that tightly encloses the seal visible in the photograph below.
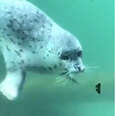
[0,0,85,100]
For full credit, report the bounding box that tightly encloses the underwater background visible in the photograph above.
[0,0,114,116]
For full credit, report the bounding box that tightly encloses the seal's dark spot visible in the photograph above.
[48,35,51,38]
[54,64,57,69]
[6,46,10,51]
[29,45,32,48]
[48,50,52,53]
[59,63,62,66]
[6,33,11,37]
[6,11,11,14]
[48,67,52,71]
[20,49,23,52]
[58,51,61,55]
[14,50,21,57]
[40,46,43,49]
[6,24,11,28]
[3,28,7,31]
[43,57,46,59]
[46,54,49,56]
[18,42,22,45]
[21,37,26,40]
[31,37,36,42]
[21,60,25,64]
[10,61,15,65]
[32,51,36,54]
[24,14,28,17]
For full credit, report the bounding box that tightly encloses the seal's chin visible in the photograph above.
[64,71,79,84]
[59,66,85,84]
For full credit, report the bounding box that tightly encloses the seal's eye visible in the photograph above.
[60,54,69,60]
[60,50,83,60]
[77,51,82,57]
[60,51,70,60]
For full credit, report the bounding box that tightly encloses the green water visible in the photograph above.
[0,0,114,116]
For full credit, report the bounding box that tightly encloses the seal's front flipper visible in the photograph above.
[0,70,26,100]
[0,42,27,100]
[0,81,18,100]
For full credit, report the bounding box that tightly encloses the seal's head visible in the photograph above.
[56,30,85,80]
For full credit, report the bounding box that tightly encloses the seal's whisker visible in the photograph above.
[86,66,99,69]
[56,76,66,83]
[56,72,71,86]
[85,64,99,69]
[84,64,100,72]
[59,71,68,76]
[66,74,79,84]
[60,79,69,86]
[84,68,95,73]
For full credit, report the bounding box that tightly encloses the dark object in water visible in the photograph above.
[96,82,101,94]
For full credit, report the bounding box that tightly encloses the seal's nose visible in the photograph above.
[74,63,85,72]
[77,65,85,72]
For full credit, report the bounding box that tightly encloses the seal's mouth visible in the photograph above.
[59,65,85,84]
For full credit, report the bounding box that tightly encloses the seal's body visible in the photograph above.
[0,0,85,100]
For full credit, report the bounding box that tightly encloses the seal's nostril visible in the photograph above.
[77,66,81,71]
[77,66,85,72]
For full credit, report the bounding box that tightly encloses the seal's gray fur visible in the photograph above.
[0,0,85,100]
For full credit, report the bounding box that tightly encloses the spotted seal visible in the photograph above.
[0,0,85,100]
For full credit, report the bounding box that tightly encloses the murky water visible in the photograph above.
[0,0,114,116]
